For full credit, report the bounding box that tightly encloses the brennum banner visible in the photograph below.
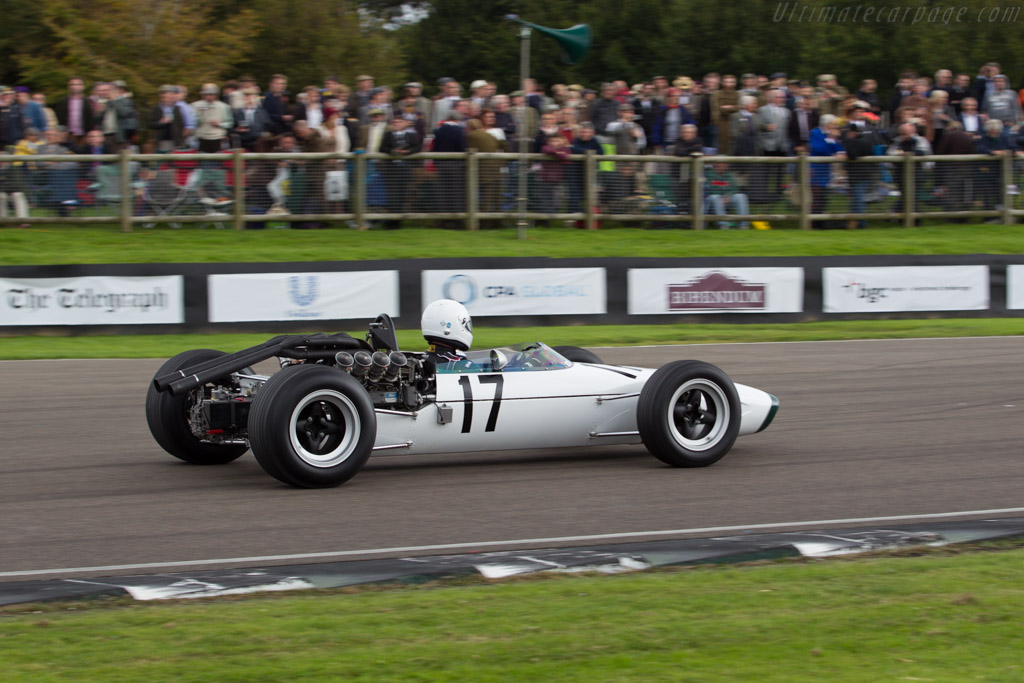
[208,271,400,323]
[626,268,804,315]
[0,276,184,326]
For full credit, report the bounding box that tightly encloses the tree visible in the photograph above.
[16,0,257,103]
[0,0,50,87]
[232,0,406,90]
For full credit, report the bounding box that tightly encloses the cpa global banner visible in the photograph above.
[0,275,183,325]
[208,271,398,322]
[627,268,804,314]
[823,266,989,313]
[421,268,606,316]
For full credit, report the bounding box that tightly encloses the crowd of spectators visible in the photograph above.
[2,63,1023,227]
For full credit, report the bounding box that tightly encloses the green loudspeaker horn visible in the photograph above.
[507,16,592,64]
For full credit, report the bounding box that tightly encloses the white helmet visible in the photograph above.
[421,299,473,351]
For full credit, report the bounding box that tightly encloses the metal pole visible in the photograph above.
[232,149,245,230]
[355,152,367,230]
[517,26,531,240]
[691,155,705,230]
[119,148,132,233]
[584,149,596,229]
[798,155,812,230]
[902,153,915,228]
[466,148,479,230]
[1001,152,1014,225]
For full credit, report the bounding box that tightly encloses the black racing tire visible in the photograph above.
[553,345,604,364]
[637,360,741,468]
[248,364,376,488]
[145,349,249,465]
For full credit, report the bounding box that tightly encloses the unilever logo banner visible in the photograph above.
[208,271,399,322]
[823,266,988,313]
[421,268,606,316]
[0,275,184,325]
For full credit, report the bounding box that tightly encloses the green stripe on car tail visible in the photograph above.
[757,394,780,433]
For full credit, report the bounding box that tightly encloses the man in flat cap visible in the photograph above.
[403,82,432,121]
[815,74,848,117]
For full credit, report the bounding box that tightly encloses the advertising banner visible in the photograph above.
[627,268,804,314]
[208,271,399,322]
[1006,265,1024,310]
[421,268,606,316]
[0,275,184,326]
[823,266,988,313]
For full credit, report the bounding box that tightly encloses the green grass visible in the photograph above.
[2,223,1023,265]
[2,544,1023,681]
[3,318,1023,360]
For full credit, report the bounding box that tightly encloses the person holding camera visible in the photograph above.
[841,101,886,228]
[886,122,932,223]
[672,124,703,212]
[192,83,233,153]
[381,114,423,224]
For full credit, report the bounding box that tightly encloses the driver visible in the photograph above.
[421,299,474,369]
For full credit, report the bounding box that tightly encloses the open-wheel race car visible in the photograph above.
[147,306,779,488]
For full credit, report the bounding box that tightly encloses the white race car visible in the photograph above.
[147,314,778,488]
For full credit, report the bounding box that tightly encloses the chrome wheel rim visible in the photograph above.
[667,379,730,451]
[288,390,360,467]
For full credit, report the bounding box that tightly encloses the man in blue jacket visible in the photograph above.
[809,114,846,228]
[14,86,47,133]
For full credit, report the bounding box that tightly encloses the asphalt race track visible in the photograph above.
[2,337,1023,582]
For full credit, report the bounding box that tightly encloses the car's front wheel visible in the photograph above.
[637,360,740,468]
[249,364,376,488]
[145,349,249,465]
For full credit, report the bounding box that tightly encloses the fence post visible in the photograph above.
[1002,152,1014,225]
[119,148,132,233]
[232,149,245,230]
[466,149,479,230]
[691,155,705,230]
[585,150,597,230]
[798,155,811,230]
[902,153,915,228]
[354,152,367,230]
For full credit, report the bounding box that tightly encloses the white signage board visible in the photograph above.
[627,268,804,314]
[208,271,399,322]
[1006,265,1024,309]
[0,275,184,325]
[421,268,606,316]
[823,266,988,313]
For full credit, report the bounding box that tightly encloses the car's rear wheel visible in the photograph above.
[637,360,740,467]
[145,349,249,465]
[553,345,604,364]
[249,364,376,488]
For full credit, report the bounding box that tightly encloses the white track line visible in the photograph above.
[3,507,1023,579]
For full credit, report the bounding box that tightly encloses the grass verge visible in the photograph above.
[2,223,1024,265]
[2,543,1023,680]
[2,318,1023,360]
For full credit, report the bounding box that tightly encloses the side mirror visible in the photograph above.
[489,349,508,371]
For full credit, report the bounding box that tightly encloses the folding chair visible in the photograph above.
[141,166,188,228]
[181,168,235,229]
[88,165,124,212]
